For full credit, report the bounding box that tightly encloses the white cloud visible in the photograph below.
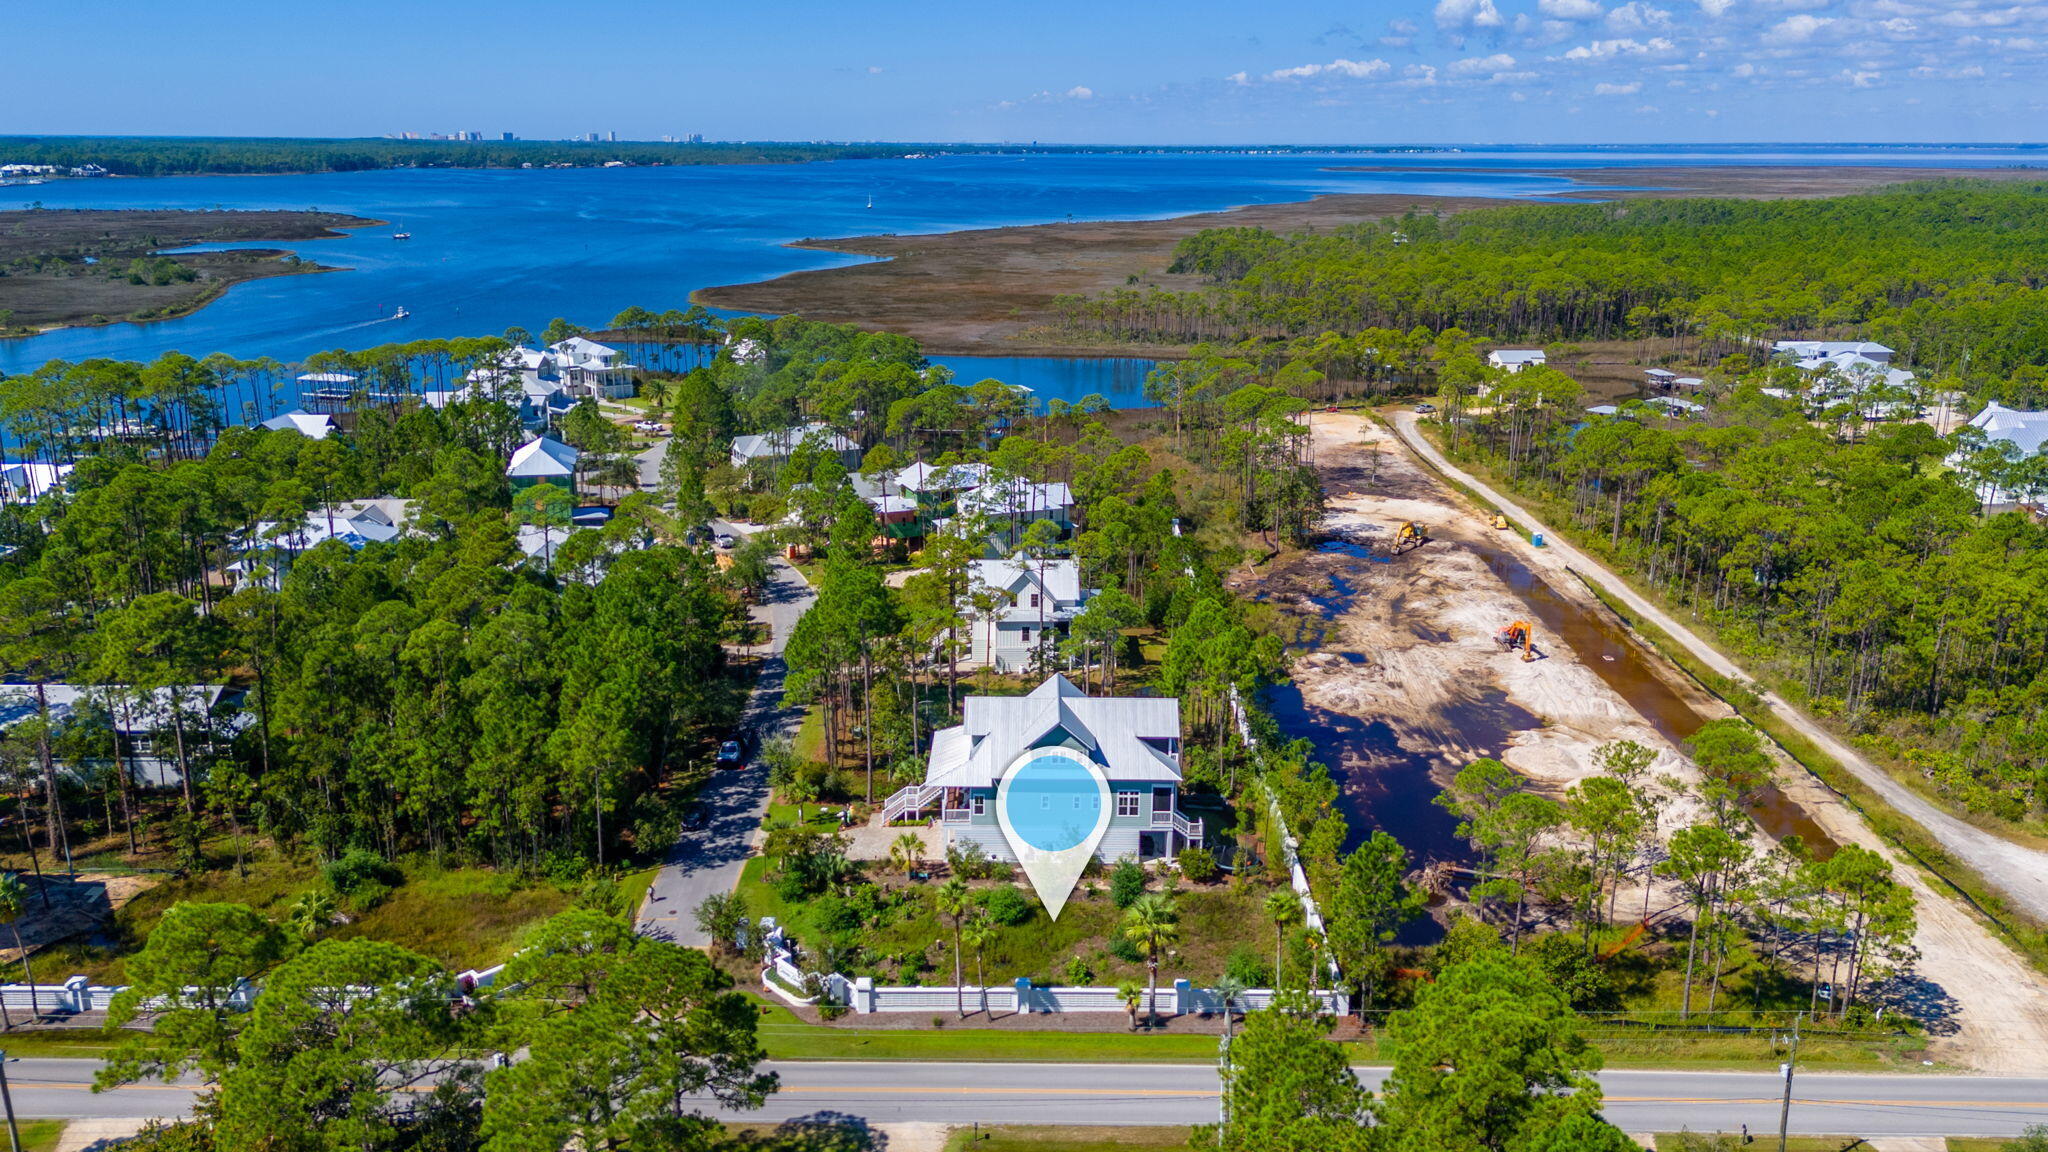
[1594,80,1645,93]
[1064,86,1094,99]
[1449,52,1520,74]
[1265,57,1393,80]
[1844,69,1881,86]
[1563,36,1676,57]
[1538,0,1606,19]
[1880,17,1918,33]
[1402,63,1441,84]
[1697,0,1736,14]
[1764,13,1834,41]
[1434,0,1505,31]
[867,65,885,74]
[1606,2,1674,32]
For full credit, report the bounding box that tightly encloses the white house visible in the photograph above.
[1773,340,1894,364]
[231,499,414,588]
[0,462,73,504]
[0,684,246,788]
[882,674,1202,863]
[960,556,1096,671]
[728,423,862,471]
[508,436,581,493]
[258,410,335,440]
[956,477,1076,531]
[547,337,639,399]
[1488,349,1548,373]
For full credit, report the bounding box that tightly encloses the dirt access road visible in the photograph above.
[1283,411,2048,1073]
[1388,410,2048,925]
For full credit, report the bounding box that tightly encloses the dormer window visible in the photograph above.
[1030,593,1041,608]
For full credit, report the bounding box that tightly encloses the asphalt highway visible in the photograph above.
[13,1058,2048,1139]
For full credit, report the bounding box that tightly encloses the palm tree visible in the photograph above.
[936,878,973,1018]
[1213,975,1248,1042]
[889,832,924,877]
[1121,893,1180,1024]
[287,889,337,940]
[0,874,33,1021]
[961,911,996,1017]
[1117,981,1144,1031]
[0,873,34,1016]
[1265,889,1302,989]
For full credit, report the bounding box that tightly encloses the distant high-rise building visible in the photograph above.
[584,132,599,142]
[501,132,515,142]
[606,130,618,142]
[688,133,704,144]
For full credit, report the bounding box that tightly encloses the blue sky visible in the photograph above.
[7,0,2043,143]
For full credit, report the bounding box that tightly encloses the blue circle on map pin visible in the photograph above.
[996,747,1112,919]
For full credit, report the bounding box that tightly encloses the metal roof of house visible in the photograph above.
[259,410,335,440]
[1970,402,2048,457]
[730,423,858,464]
[924,674,1181,790]
[508,437,580,478]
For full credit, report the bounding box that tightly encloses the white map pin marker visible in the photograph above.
[996,747,1112,920]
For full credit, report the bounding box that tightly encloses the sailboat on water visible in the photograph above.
[865,193,873,209]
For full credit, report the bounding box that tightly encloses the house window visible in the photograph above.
[1116,792,1141,817]
[1021,628,1033,644]
[971,794,986,816]
[1030,593,1041,608]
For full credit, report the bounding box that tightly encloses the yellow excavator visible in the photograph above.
[1496,620,1537,662]
[1391,521,1429,556]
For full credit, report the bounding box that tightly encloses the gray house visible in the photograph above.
[882,675,1202,862]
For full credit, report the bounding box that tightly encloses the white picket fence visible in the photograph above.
[753,918,1349,1017]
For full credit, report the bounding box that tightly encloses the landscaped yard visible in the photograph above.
[731,850,1296,990]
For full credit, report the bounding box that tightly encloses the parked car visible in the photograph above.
[1414,402,1436,414]
[715,534,737,550]
[680,803,710,831]
[633,420,665,434]
[715,733,753,768]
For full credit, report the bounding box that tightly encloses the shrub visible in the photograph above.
[1176,847,1219,884]
[1107,933,1143,964]
[981,885,1033,926]
[1225,945,1273,988]
[323,849,401,909]
[811,894,863,936]
[1062,954,1095,985]
[947,841,996,881]
[1109,857,1146,908]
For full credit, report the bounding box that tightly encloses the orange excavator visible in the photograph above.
[1496,620,1537,661]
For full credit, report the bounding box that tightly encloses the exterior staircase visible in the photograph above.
[882,781,945,825]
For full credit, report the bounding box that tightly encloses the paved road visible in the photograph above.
[16,1058,2048,1139]
[637,520,815,946]
[1388,409,2048,924]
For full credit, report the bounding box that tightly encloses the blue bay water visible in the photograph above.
[3,146,2043,407]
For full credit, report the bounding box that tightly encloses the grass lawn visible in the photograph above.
[1654,1137,1889,1152]
[8,1120,65,1152]
[0,1027,131,1059]
[944,1126,1196,1152]
[45,853,575,985]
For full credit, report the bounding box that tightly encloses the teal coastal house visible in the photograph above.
[882,674,1202,862]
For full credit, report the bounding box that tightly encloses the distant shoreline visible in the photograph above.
[0,208,385,340]
[694,164,2042,359]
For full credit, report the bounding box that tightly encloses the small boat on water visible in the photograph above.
[393,231,412,240]
[393,307,410,319]
[865,193,873,209]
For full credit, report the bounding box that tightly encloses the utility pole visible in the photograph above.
[0,1049,20,1152]
[1777,1012,1801,1152]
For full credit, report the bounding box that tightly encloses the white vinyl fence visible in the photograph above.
[752,918,1349,1017]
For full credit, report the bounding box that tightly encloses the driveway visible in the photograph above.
[636,520,815,946]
